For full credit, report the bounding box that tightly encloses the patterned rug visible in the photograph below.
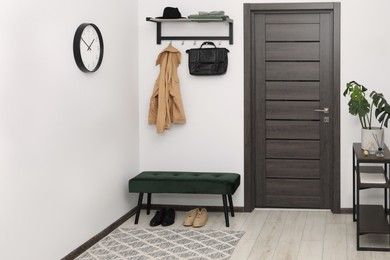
[76,227,244,260]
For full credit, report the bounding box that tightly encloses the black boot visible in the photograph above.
[162,208,175,226]
[149,208,166,227]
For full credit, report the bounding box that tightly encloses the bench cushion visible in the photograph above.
[128,171,240,194]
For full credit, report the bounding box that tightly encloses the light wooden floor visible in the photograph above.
[120,209,390,260]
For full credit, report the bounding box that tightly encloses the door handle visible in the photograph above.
[314,107,329,114]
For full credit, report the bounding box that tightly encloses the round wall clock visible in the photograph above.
[73,23,104,73]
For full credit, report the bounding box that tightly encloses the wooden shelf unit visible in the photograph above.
[353,143,390,251]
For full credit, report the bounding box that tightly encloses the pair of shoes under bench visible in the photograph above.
[183,208,208,227]
[150,208,175,227]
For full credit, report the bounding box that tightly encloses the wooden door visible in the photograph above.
[244,3,341,210]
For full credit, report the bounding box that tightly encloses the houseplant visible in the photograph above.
[343,81,390,152]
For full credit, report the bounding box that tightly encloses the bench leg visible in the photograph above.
[228,194,235,217]
[134,193,144,224]
[147,193,152,215]
[222,194,230,227]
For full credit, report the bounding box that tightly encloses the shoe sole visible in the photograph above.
[192,224,206,228]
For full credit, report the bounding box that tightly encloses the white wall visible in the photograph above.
[338,0,390,206]
[139,0,245,207]
[0,1,139,259]
[138,0,390,208]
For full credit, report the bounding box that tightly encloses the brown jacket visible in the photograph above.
[148,44,186,133]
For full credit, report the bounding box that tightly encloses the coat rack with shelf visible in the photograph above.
[146,17,234,45]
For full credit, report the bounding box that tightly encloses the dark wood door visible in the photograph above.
[244,4,340,209]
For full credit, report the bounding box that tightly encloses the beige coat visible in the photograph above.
[148,44,186,133]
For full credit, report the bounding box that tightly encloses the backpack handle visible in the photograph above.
[200,41,217,48]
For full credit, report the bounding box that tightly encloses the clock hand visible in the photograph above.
[88,39,95,49]
[81,37,91,50]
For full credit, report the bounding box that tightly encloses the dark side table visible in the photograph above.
[352,143,390,251]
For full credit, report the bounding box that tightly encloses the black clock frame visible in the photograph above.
[73,23,104,73]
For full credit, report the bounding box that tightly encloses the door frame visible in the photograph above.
[243,2,341,212]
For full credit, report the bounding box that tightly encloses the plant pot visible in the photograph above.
[361,128,384,151]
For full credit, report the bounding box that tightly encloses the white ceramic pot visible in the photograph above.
[361,128,384,151]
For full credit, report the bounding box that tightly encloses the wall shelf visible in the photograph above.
[146,17,233,45]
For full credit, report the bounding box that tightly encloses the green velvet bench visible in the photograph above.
[128,171,240,227]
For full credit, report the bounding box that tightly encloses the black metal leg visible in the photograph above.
[147,193,152,215]
[134,193,144,224]
[386,163,389,246]
[222,194,230,227]
[385,163,388,218]
[353,147,356,222]
[357,169,360,250]
[228,194,235,217]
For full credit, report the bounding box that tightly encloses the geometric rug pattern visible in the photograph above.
[76,228,245,260]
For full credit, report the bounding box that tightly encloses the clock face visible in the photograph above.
[73,23,104,72]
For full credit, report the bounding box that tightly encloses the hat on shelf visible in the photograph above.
[156,7,184,19]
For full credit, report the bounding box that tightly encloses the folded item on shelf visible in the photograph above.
[188,14,229,20]
[360,172,386,184]
[198,11,225,16]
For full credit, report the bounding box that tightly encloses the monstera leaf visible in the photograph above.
[343,81,371,128]
[370,91,390,128]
